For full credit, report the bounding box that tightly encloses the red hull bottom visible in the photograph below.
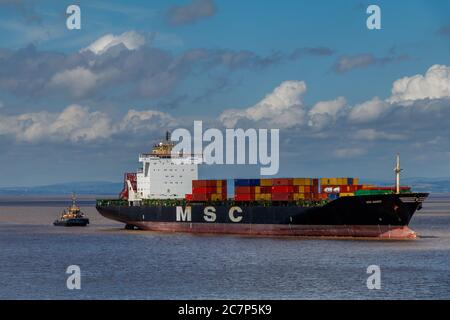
[131,222,417,240]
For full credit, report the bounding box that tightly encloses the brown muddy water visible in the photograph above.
[0,195,449,299]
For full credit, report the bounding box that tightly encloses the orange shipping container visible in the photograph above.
[272,186,294,193]
[260,179,273,186]
[272,178,294,186]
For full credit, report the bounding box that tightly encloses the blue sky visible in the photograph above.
[0,0,449,186]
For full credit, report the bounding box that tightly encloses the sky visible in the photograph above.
[0,0,449,187]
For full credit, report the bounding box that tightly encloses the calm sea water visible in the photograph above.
[0,195,449,300]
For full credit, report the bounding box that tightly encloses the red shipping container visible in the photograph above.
[260,186,272,193]
[192,187,217,194]
[235,186,254,194]
[235,194,254,201]
[192,180,208,188]
[272,186,294,193]
[271,193,293,201]
[192,194,210,201]
[272,178,294,186]
[185,194,193,201]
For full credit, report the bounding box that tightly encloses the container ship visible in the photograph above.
[96,133,428,239]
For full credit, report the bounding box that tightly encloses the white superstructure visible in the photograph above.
[133,132,200,200]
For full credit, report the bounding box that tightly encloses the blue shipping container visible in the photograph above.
[234,179,261,186]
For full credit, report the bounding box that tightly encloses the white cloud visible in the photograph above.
[0,105,112,143]
[219,80,307,128]
[333,147,367,159]
[347,65,450,124]
[48,67,99,98]
[389,64,450,103]
[353,129,406,141]
[308,96,346,129]
[333,54,375,73]
[81,31,146,55]
[119,109,178,133]
[0,105,176,143]
[348,97,389,123]
[50,105,113,142]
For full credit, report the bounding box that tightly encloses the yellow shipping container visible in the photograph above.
[216,180,222,187]
[216,187,222,194]
[353,178,359,185]
[211,194,224,201]
[255,186,261,193]
[255,193,271,201]
[293,193,305,200]
[294,178,313,185]
[260,179,273,186]
[340,193,354,197]
[297,185,305,192]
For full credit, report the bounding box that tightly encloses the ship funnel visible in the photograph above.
[394,154,402,194]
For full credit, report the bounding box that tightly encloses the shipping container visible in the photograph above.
[293,178,313,185]
[192,194,210,201]
[260,186,272,193]
[185,194,193,201]
[293,193,305,200]
[192,187,217,194]
[234,179,260,186]
[235,194,255,201]
[339,193,354,197]
[211,194,226,201]
[272,178,294,186]
[255,194,271,201]
[235,186,254,194]
[260,179,273,186]
[192,180,208,188]
[272,186,294,193]
[272,193,293,201]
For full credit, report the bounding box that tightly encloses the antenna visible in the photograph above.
[394,154,402,194]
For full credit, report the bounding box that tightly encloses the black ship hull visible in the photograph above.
[96,193,428,239]
[53,218,90,227]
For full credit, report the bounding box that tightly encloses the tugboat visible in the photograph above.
[53,194,89,227]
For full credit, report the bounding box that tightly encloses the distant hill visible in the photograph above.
[0,177,449,196]
[0,181,122,196]
[361,177,450,193]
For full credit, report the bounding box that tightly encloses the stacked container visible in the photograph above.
[186,179,227,201]
[234,179,260,201]
[320,177,362,198]
[234,178,322,202]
